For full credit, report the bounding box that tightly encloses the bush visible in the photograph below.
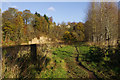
[63,22,85,42]
[83,46,104,63]
[63,31,76,42]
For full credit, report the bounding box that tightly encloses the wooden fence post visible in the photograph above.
[30,44,37,63]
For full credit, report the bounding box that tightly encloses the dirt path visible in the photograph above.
[21,36,98,79]
[74,46,99,79]
[75,55,98,79]
[75,46,98,80]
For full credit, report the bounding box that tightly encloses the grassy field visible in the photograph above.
[77,45,120,79]
[2,43,120,79]
[40,44,120,79]
[40,45,89,78]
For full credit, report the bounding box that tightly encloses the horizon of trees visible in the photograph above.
[1,7,86,45]
[2,8,56,45]
[1,2,120,46]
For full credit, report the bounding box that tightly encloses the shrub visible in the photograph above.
[84,46,104,63]
[63,31,76,42]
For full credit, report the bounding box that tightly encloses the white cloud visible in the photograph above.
[48,6,55,11]
[10,6,17,8]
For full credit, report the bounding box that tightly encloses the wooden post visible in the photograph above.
[30,44,37,63]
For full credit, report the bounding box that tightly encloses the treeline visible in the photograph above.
[63,2,120,46]
[84,2,119,46]
[1,2,120,46]
[2,8,85,45]
[2,8,57,45]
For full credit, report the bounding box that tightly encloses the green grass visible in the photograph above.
[78,45,90,54]
[3,42,119,79]
[77,45,120,79]
[50,45,89,78]
[52,45,74,59]
[39,55,67,78]
[39,45,89,78]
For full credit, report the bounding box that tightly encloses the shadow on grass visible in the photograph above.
[2,44,51,78]
[80,45,120,79]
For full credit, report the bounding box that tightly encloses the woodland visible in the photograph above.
[0,2,120,79]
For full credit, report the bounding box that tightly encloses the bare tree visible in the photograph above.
[85,2,118,46]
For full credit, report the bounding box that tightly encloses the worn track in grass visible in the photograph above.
[74,46,99,79]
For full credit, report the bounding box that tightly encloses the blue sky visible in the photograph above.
[2,2,90,24]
